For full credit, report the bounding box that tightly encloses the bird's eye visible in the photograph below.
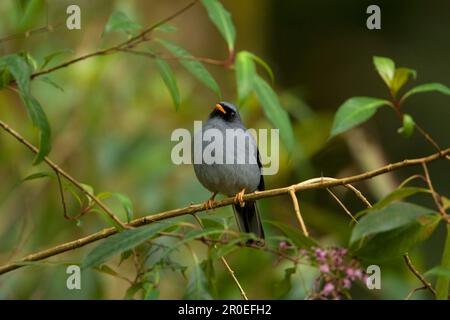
[230,111,236,117]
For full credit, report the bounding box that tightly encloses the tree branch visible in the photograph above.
[0,120,126,229]
[11,0,199,82]
[0,147,448,276]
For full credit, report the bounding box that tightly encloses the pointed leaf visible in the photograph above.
[184,255,213,300]
[201,0,236,52]
[391,67,416,97]
[235,51,256,105]
[265,220,319,248]
[253,75,295,151]
[402,82,450,102]
[350,202,440,260]
[155,58,180,110]
[330,97,390,137]
[158,39,221,97]
[82,222,173,269]
[397,113,415,138]
[373,56,395,88]
[104,11,141,35]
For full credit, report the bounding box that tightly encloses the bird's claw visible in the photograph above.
[203,192,217,211]
[234,188,246,208]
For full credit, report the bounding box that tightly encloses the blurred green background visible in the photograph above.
[0,0,449,299]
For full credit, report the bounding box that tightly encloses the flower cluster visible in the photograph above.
[306,247,367,299]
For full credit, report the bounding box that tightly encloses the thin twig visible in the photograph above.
[0,120,126,229]
[121,48,227,66]
[403,254,436,297]
[422,162,447,219]
[404,286,427,300]
[288,188,309,236]
[326,188,358,224]
[192,214,249,300]
[0,148,449,276]
[55,171,69,220]
[344,184,372,208]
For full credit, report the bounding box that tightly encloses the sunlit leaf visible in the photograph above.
[158,39,221,97]
[103,11,141,35]
[391,67,416,97]
[235,51,256,105]
[397,113,415,138]
[373,56,395,88]
[402,82,450,102]
[253,75,295,151]
[330,97,390,137]
[201,0,236,52]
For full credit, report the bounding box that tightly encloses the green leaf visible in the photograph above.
[402,82,450,102]
[265,220,319,249]
[158,39,221,97]
[436,225,450,299]
[350,202,440,260]
[155,58,180,110]
[391,67,416,97]
[235,51,256,105]
[22,171,52,182]
[0,54,52,164]
[373,187,430,210]
[39,76,64,92]
[330,97,390,137]
[22,94,51,164]
[40,48,74,70]
[274,266,296,299]
[201,0,236,52]
[248,53,274,83]
[111,192,134,223]
[373,56,395,88]
[210,234,253,260]
[253,75,295,151]
[424,266,450,279]
[82,222,172,269]
[397,113,415,138]
[184,255,212,300]
[103,11,141,35]
[154,23,177,33]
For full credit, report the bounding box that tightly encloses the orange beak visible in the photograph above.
[215,103,226,114]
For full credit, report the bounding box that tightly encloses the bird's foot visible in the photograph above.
[203,192,218,211]
[234,188,246,208]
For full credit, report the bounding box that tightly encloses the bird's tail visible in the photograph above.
[233,200,265,244]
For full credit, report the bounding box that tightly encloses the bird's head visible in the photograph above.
[209,101,240,122]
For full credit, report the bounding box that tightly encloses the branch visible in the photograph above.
[0,120,126,229]
[11,1,199,82]
[0,147,448,276]
[403,254,436,297]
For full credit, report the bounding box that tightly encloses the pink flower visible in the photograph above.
[354,269,363,279]
[342,278,351,289]
[346,268,354,277]
[319,264,330,273]
[322,283,335,295]
[279,241,289,250]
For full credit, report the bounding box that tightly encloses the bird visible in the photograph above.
[193,101,265,243]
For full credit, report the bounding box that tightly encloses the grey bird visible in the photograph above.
[193,101,265,243]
